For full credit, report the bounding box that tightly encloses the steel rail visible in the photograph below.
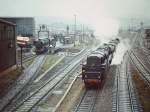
[8,51,89,112]
[125,60,136,112]
[74,90,99,112]
[116,66,120,112]
[128,51,150,87]
[11,58,82,111]
[112,55,141,112]
[1,49,89,112]
[0,55,45,112]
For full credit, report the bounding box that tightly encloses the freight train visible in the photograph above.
[82,38,119,86]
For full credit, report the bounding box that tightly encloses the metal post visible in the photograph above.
[20,46,23,70]
[38,31,40,39]
[82,24,84,43]
[48,31,50,46]
[74,15,76,47]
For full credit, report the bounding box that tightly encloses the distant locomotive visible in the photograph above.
[34,38,50,54]
[82,38,119,86]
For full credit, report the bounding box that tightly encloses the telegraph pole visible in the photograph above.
[74,14,76,46]
[140,21,144,32]
[82,24,84,43]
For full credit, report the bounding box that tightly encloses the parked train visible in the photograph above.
[82,38,120,86]
[34,37,61,54]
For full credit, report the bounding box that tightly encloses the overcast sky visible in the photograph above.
[0,0,149,18]
[0,0,149,36]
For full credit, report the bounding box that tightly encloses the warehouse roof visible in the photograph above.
[0,19,16,26]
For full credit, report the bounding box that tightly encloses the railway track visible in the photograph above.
[3,57,82,112]
[0,55,46,111]
[73,89,99,112]
[46,70,81,112]
[1,49,90,112]
[141,47,150,55]
[18,53,37,64]
[22,55,37,63]
[134,48,150,66]
[128,50,150,87]
[112,56,141,112]
[13,60,82,112]
[140,47,150,62]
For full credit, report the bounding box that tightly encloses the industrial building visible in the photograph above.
[0,17,35,37]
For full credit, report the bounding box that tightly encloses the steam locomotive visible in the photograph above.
[34,38,50,54]
[82,38,119,86]
[34,37,61,54]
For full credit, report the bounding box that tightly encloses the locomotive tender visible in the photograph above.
[82,38,119,85]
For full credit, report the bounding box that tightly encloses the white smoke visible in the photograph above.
[111,38,131,65]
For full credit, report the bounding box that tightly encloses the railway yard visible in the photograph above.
[1,0,150,111]
[0,31,150,112]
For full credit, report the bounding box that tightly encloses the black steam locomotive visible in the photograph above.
[34,38,50,54]
[82,38,119,86]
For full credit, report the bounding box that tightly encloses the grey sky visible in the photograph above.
[0,0,149,36]
[0,0,149,19]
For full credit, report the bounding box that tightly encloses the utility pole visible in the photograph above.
[82,24,84,43]
[131,18,135,31]
[74,14,77,46]
[66,25,69,36]
[140,21,144,32]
